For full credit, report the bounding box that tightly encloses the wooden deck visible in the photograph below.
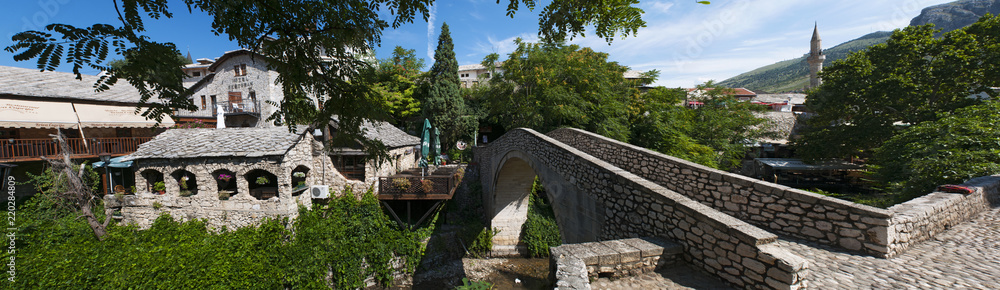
[0,137,152,163]
[377,166,463,201]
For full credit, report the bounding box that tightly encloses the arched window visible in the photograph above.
[291,165,310,195]
[171,169,197,197]
[212,169,237,200]
[140,169,164,194]
[245,169,278,200]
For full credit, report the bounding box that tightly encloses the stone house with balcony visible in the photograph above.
[0,65,176,197]
[177,49,282,128]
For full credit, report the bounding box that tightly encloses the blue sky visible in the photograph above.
[2,0,954,88]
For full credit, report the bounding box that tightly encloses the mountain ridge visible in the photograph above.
[718,0,1000,93]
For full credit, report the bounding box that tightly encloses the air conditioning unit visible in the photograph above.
[310,185,330,199]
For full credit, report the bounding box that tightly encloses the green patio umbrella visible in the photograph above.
[433,127,442,165]
[421,118,432,163]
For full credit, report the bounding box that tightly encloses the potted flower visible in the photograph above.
[420,179,435,193]
[217,173,233,182]
[256,176,270,185]
[179,176,193,197]
[391,178,412,191]
[152,181,166,195]
[292,172,307,189]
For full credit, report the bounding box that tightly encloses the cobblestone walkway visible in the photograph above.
[597,207,1000,289]
[778,207,1000,289]
[590,263,733,290]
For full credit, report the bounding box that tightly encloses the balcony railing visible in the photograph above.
[0,137,152,162]
[215,99,261,116]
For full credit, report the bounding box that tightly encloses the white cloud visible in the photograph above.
[644,2,675,14]
[472,33,538,57]
[426,4,437,61]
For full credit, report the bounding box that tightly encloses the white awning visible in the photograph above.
[0,99,80,129]
[73,103,175,128]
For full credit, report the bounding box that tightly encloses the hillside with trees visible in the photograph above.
[720,0,1000,93]
[718,31,892,93]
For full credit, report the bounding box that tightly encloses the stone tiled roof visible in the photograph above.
[124,126,310,160]
[458,64,487,71]
[0,65,143,103]
[623,70,646,79]
[756,111,804,144]
[330,117,420,148]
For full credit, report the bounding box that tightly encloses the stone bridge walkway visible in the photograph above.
[596,206,1000,289]
[777,206,1000,289]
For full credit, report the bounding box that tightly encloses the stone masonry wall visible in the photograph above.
[550,237,684,289]
[887,175,1000,257]
[475,129,807,289]
[118,137,359,229]
[548,128,894,257]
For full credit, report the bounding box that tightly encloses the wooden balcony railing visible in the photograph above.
[0,137,153,162]
[378,167,463,200]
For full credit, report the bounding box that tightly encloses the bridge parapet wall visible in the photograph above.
[548,128,894,257]
[476,129,807,289]
[887,175,1000,257]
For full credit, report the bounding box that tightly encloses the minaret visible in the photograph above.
[807,23,825,89]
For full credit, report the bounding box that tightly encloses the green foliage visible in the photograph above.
[5,1,645,166]
[627,83,774,170]
[255,176,270,185]
[628,91,717,167]
[468,227,500,258]
[10,188,427,289]
[871,101,1000,202]
[27,163,101,197]
[423,23,477,149]
[152,181,165,192]
[684,83,775,169]
[456,278,494,290]
[522,177,562,257]
[798,15,1000,161]
[369,46,425,126]
[479,39,633,141]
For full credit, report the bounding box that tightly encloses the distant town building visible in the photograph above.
[457,64,652,89]
[807,23,825,89]
[684,87,758,107]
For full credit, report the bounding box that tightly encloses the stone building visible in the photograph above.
[116,122,419,229]
[176,49,289,128]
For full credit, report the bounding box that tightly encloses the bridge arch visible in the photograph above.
[487,144,603,255]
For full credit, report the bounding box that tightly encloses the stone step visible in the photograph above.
[550,237,684,289]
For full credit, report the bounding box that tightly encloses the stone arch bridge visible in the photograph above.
[473,128,1000,289]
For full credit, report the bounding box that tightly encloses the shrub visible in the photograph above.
[10,188,428,289]
[152,181,165,192]
[522,177,561,257]
[468,227,500,258]
[872,101,1000,203]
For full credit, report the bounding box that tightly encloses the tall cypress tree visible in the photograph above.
[423,22,475,149]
